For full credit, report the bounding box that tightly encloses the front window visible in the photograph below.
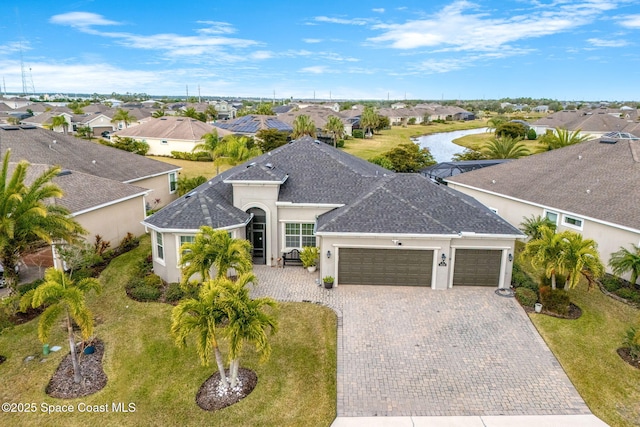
[563,215,583,230]
[544,210,559,225]
[285,223,315,248]
[155,232,164,261]
[169,172,177,194]
[178,235,195,267]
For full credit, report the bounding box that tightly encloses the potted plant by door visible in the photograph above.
[300,246,319,273]
[323,276,334,289]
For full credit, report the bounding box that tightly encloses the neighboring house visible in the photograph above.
[20,111,74,133]
[75,113,116,135]
[447,136,640,281]
[214,114,292,137]
[112,116,224,156]
[0,125,181,244]
[532,108,640,139]
[143,137,523,287]
[276,106,351,137]
[421,160,512,183]
[211,100,237,120]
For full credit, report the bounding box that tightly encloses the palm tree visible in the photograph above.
[324,115,345,147]
[171,279,230,389]
[204,105,218,122]
[521,226,565,290]
[360,106,378,138]
[537,128,589,152]
[609,244,640,287]
[482,136,530,159]
[180,226,253,283]
[213,135,262,167]
[110,108,137,129]
[152,109,165,118]
[20,268,101,383]
[218,273,277,388]
[0,152,86,293]
[558,231,604,289]
[292,115,316,139]
[48,115,69,134]
[520,214,556,240]
[192,130,220,163]
[486,116,507,133]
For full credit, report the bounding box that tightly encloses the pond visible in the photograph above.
[414,127,488,163]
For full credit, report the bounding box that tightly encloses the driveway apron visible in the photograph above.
[250,265,591,418]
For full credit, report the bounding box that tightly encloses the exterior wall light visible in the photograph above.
[327,250,331,259]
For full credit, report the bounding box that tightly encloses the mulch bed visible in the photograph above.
[196,368,257,411]
[523,303,582,319]
[10,306,44,325]
[46,339,107,399]
[617,348,640,370]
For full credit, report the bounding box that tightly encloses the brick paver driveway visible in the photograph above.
[251,265,590,418]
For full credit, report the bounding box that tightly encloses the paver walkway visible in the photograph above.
[250,265,592,419]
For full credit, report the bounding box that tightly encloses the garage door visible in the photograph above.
[453,249,502,286]
[338,248,433,286]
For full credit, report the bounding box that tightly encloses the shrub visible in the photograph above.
[170,151,211,161]
[539,286,570,315]
[526,128,537,140]
[143,273,164,288]
[511,264,538,292]
[17,279,44,296]
[623,326,640,359]
[614,288,640,304]
[137,255,153,276]
[515,287,538,307]
[165,282,185,303]
[118,232,140,254]
[601,274,624,292]
[352,129,364,139]
[336,139,345,148]
[128,284,161,302]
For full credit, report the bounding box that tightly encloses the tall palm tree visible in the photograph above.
[204,105,218,122]
[0,152,86,293]
[482,136,530,159]
[558,231,604,289]
[180,226,253,283]
[360,106,378,138]
[171,279,230,389]
[609,244,640,287]
[324,115,345,147]
[521,226,565,290]
[213,135,262,167]
[48,115,69,134]
[192,131,220,162]
[110,108,137,129]
[486,116,507,133]
[219,273,277,388]
[20,268,101,383]
[537,128,589,152]
[520,214,556,240]
[291,115,316,139]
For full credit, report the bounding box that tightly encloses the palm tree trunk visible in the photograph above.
[66,312,82,383]
[214,347,229,389]
[551,273,557,290]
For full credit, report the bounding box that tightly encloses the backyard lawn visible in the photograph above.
[0,237,337,427]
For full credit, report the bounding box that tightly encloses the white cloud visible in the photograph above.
[314,16,370,26]
[50,12,120,28]
[618,14,640,29]
[195,21,237,35]
[587,37,628,47]
[372,8,385,13]
[300,65,332,74]
[303,38,323,43]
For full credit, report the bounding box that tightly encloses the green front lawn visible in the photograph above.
[531,283,640,427]
[0,237,337,427]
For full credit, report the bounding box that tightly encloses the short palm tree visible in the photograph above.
[205,105,218,122]
[520,214,557,240]
[152,109,165,118]
[171,279,230,389]
[218,273,278,388]
[48,115,69,134]
[192,131,220,162]
[537,128,589,152]
[482,136,530,159]
[558,231,604,289]
[20,268,101,383]
[180,226,253,283]
[324,115,345,147]
[110,108,136,128]
[486,116,507,133]
[609,244,640,287]
[213,135,262,166]
[291,115,316,139]
[0,152,86,293]
[521,226,565,290]
[360,106,378,137]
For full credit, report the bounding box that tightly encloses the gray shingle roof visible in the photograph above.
[447,137,640,230]
[0,126,180,183]
[316,174,521,235]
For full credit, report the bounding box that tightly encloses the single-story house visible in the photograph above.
[143,137,523,288]
[447,136,640,283]
[213,114,292,137]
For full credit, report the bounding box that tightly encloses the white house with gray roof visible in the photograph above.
[144,137,523,288]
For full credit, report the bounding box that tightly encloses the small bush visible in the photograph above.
[137,255,153,276]
[511,264,538,292]
[539,286,570,315]
[614,288,640,304]
[128,284,161,302]
[126,277,145,291]
[165,283,185,303]
[143,273,164,288]
[336,139,345,148]
[515,287,538,307]
[601,274,624,292]
[624,326,640,359]
[352,129,364,139]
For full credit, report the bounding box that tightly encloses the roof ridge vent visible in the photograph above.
[599,138,617,144]
[57,169,72,176]
[265,163,274,169]
[247,162,257,168]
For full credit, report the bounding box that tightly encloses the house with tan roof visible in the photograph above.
[447,136,640,283]
[533,108,640,139]
[112,116,223,155]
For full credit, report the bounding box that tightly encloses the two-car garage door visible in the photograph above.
[338,248,433,286]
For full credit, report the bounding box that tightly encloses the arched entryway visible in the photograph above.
[246,208,267,264]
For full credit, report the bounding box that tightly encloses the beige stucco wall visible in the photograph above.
[448,183,640,279]
[137,137,202,156]
[74,196,146,246]
[132,173,179,209]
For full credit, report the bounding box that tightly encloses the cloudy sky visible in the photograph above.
[1,0,639,100]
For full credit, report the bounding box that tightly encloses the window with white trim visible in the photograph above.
[155,231,164,261]
[161,140,168,144]
[562,214,583,230]
[178,235,195,267]
[544,210,559,225]
[285,223,315,248]
[169,172,177,194]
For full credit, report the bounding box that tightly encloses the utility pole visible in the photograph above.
[186,84,189,100]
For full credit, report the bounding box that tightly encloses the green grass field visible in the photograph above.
[0,237,337,427]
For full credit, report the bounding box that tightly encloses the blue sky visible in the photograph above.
[1,0,639,100]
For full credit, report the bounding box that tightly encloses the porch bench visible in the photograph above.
[282,249,303,268]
